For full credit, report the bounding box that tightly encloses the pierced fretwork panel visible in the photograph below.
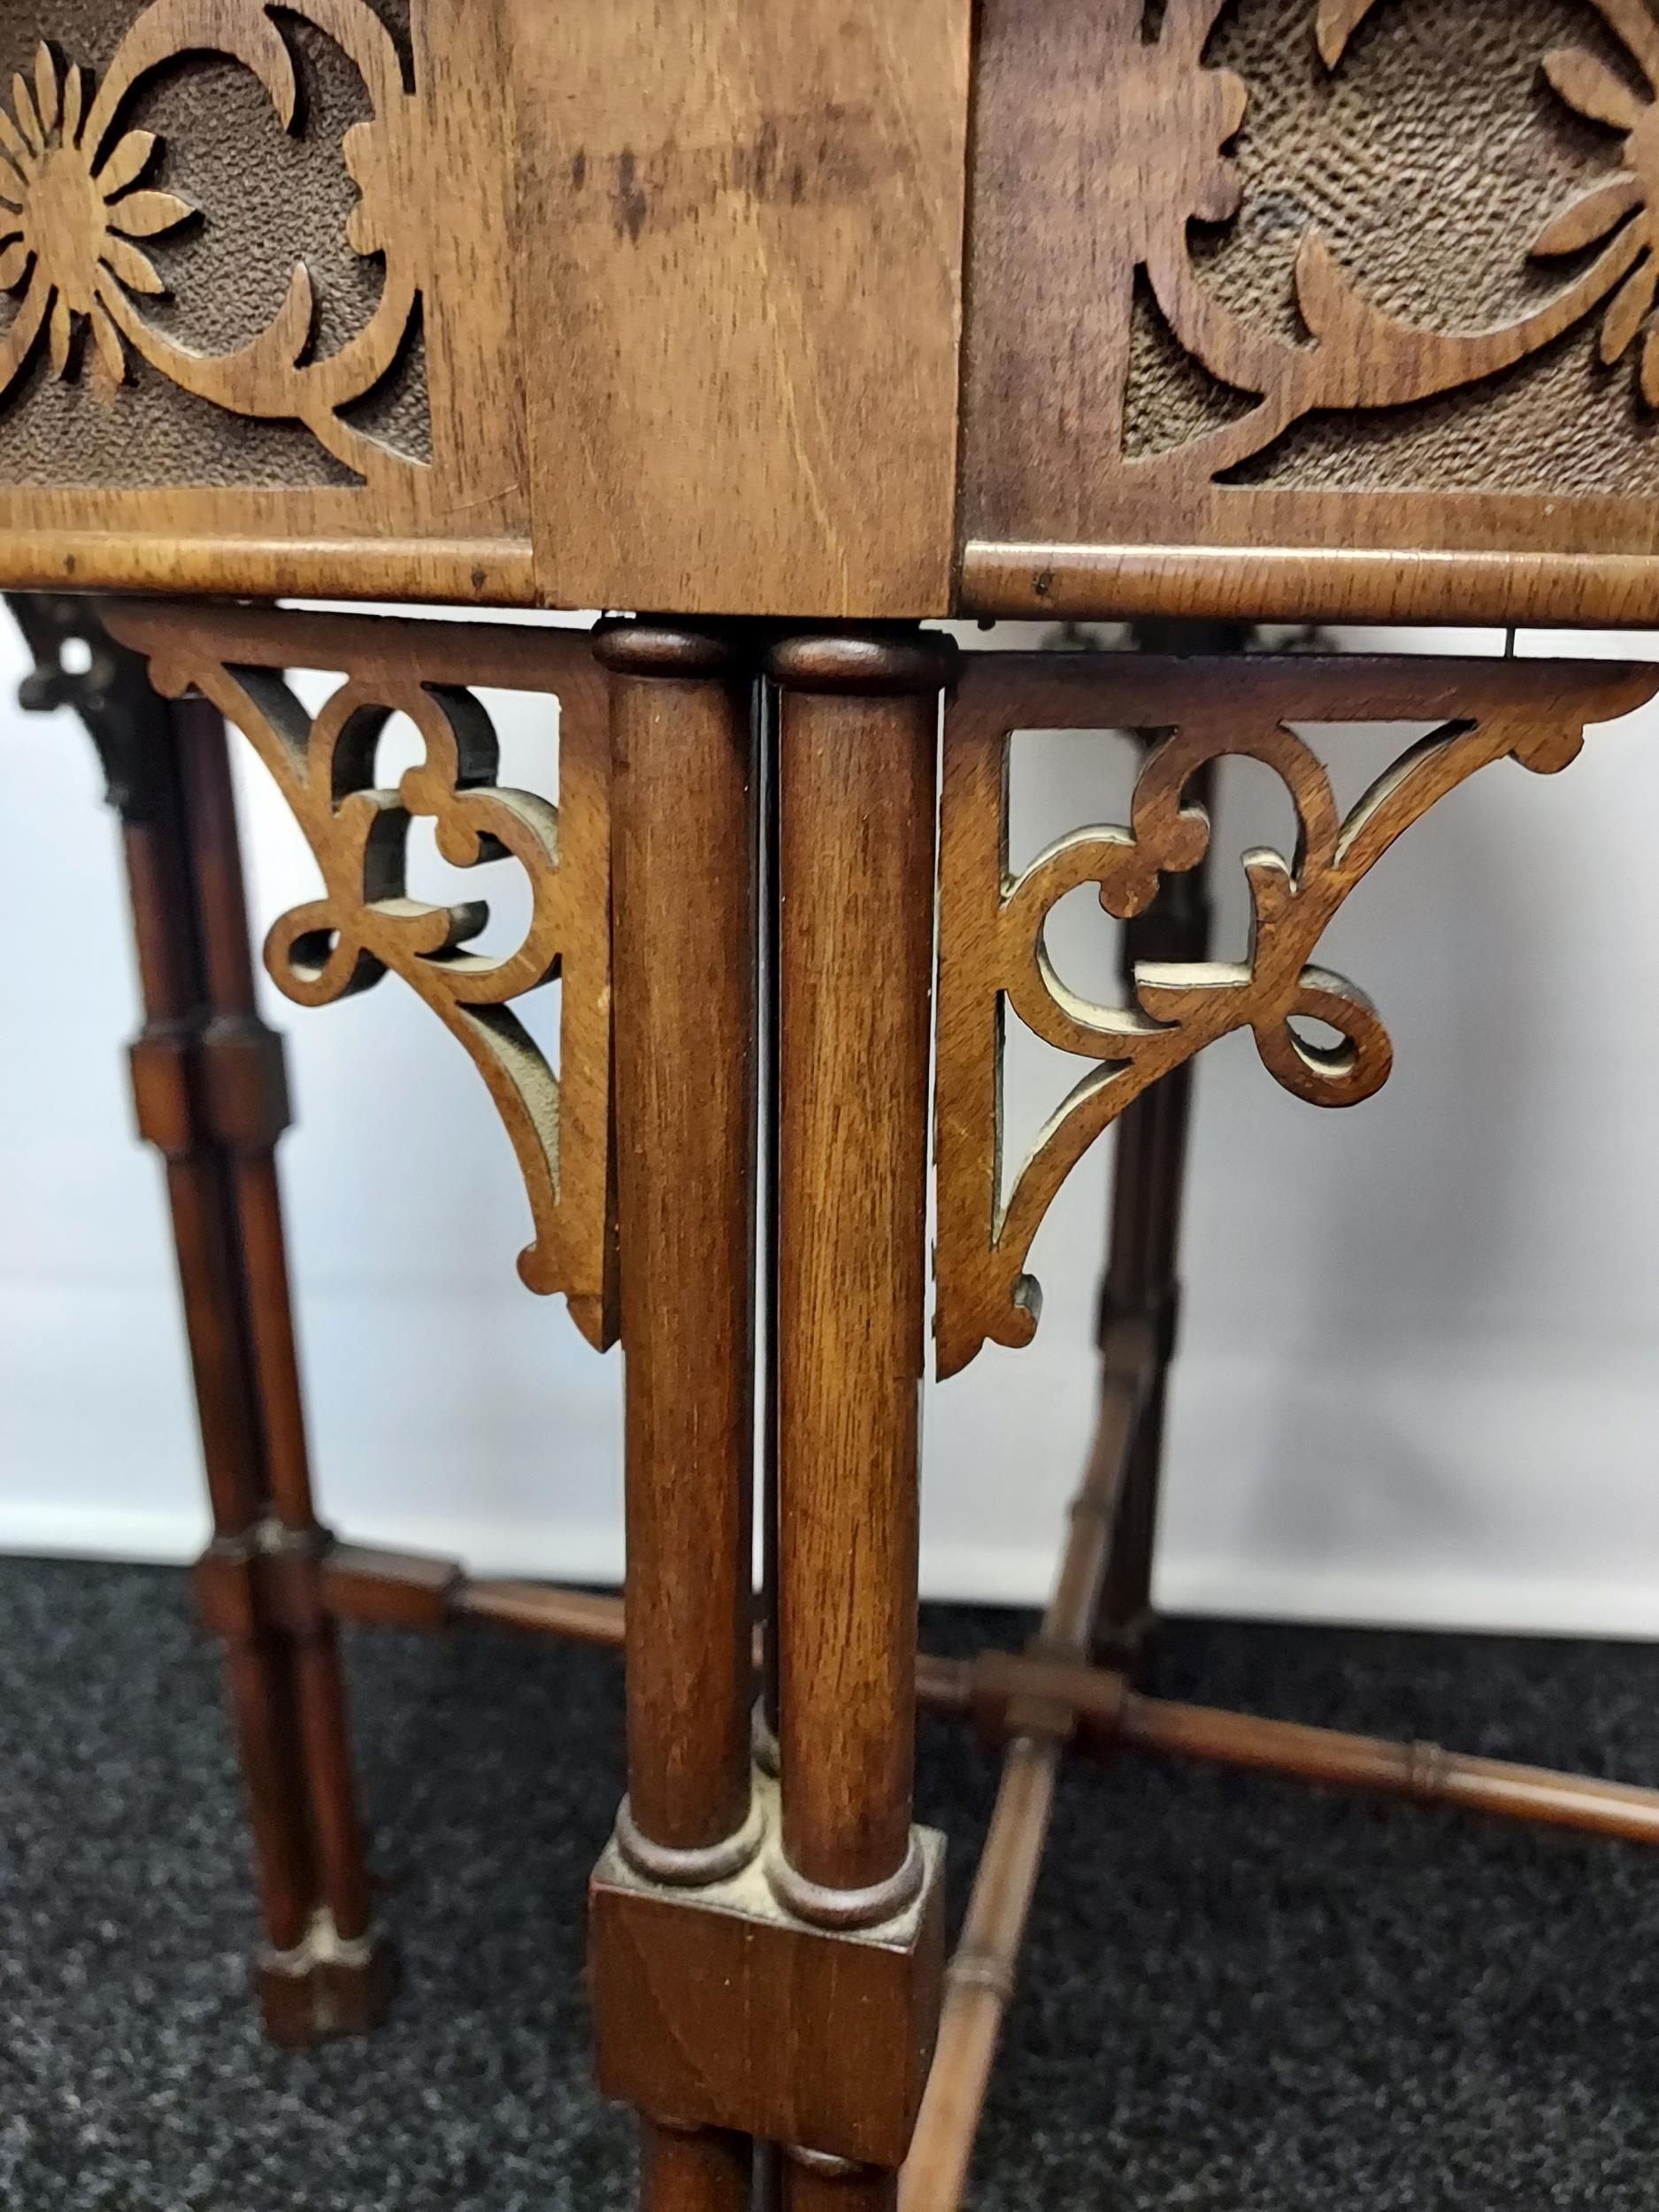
[106,599,615,1348]
[0,4,426,486]
[934,650,1657,1379]
[962,0,1659,609]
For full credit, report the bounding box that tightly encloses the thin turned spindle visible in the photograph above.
[1110,1695,1659,1847]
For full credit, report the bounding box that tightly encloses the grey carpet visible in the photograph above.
[3,1558,1657,2210]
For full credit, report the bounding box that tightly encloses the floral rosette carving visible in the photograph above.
[0,0,421,479]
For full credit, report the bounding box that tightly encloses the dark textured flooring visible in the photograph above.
[4,1560,1659,2209]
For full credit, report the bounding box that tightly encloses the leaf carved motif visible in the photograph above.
[933,651,1659,1379]
[1125,0,1659,478]
[0,2,421,480]
[104,601,617,1348]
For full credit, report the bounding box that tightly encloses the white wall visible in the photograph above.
[4,613,1657,1634]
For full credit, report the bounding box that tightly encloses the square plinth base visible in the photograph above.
[590,1792,945,2169]
[257,1921,400,2048]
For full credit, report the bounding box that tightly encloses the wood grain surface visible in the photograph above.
[510,0,969,616]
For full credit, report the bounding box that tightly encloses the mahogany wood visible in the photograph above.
[897,1741,1058,2212]
[456,1579,627,1647]
[322,1543,463,1633]
[958,0,1659,626]
[592,1801,946,2173]
[104,598,618,1342]
[304,1552,1659,1855]
[1096,633,1226,1662]
[6,6,1659,623]
[515,0,971,617]
[169,694,375,1957]
[0,2,531,603]
[16,24,1659,2152]
[901,1322,1154,2210]
[11,595,391,2044]
[595,616,762,2211]
[639,2124,752,2212]
[0,0,970,616]
[769,630,955,1915]
[598,617,758,1875]
[935,650,1659,1379]
[1110,1696,1659,1847]
[783,2152,903,2212]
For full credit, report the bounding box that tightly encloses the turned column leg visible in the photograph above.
[767,627,957,2211]
[595,618,761,2212]
[10,597,390,2045]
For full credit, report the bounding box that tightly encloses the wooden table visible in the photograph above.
[10,2,1659,2204]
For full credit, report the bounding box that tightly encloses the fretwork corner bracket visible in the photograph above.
[933,650,1658,1379]
[102,597,618,1349]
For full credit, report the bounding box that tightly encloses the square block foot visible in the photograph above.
[257,1915,400,2047]
[591,1781,944,2169]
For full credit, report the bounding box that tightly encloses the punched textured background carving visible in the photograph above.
[1148,0,1659,495]
[0,0,426,490]
[961,0,1659,604]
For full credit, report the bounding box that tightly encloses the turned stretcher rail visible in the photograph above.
[1110,1694,1659,1847]
[315,1443,1659,2212]
[899,1318,1156,2210]
[319,1540,1659,1854]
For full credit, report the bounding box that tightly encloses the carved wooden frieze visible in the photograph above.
[0,3,426,486]
[0,0,970,616]
[104,600,617,1347]
[933,650,1657,1379]
[961,0,1659,621]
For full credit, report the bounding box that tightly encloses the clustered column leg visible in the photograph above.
[168,697,384,2006]
[11,597,389,2043]
[590,626,950,2202]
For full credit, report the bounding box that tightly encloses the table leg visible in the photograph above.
[168,699,389,2029]
[10,597,389,2044]
[768,628,958,2208]
[1095,763,1214,1668]
[596,618,762,2212]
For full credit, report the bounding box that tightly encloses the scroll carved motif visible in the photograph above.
[0,2,421,480]
[104,601,616,1348]
[1123,0,1659,480]
[933,651,1658,1379]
